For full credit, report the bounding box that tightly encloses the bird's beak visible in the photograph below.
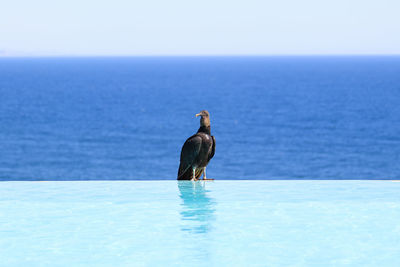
[195,113,201,117]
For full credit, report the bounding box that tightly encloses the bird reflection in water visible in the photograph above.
[178,181,216,234]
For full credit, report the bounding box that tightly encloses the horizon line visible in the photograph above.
[1,54,400,58]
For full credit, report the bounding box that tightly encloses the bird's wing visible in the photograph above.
[208,135,216,161]
[178,135,202,178]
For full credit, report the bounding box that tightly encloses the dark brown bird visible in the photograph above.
[177,110,216,180]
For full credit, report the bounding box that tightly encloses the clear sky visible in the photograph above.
[1,0,399,56]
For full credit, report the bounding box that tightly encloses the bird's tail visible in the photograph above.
[177,164,191,180]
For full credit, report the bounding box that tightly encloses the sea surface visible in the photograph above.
[0,56,399,180]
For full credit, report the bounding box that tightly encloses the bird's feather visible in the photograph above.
[208,135,216,161]
[177,135,202,180]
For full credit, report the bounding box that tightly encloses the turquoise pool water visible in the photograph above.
[1,181,399,266]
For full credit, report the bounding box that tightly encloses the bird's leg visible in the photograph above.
[191,167,198,181]
[202,167,214,181]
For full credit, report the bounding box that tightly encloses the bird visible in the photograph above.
[177,110,216,181]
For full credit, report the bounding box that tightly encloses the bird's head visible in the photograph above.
[196,110,210,127]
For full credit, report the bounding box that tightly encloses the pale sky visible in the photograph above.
[0,0,399,56]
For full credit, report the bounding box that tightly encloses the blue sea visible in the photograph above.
[1,56,399,180]
[2,57,400,267]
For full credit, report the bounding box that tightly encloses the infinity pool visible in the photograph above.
[1,181,399,266]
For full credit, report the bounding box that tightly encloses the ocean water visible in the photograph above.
[1,180,400,266]
[0,56,400,180]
